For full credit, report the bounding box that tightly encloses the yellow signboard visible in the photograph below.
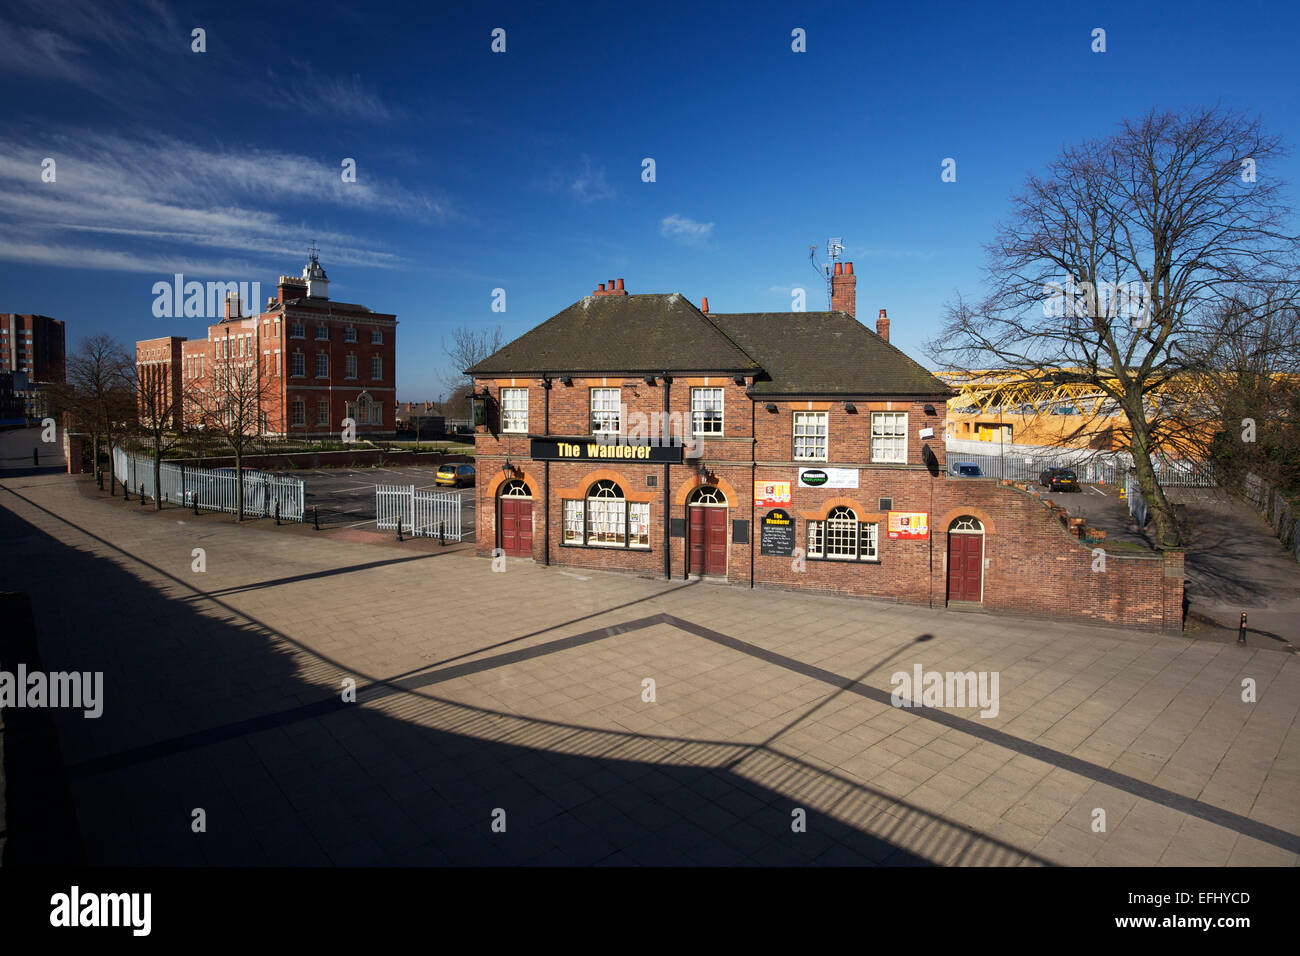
[755,480,792,507]
[887,511,929,539]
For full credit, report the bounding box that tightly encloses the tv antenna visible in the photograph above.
[809,238,844,309]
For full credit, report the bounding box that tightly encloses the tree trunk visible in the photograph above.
[152,444,163,510]
[1129,420,1181,549]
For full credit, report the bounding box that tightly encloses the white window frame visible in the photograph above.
[807,507,878,562]
[371,355,382,380]
[345,353,357,379]
[315,325,329,341]
[691,387,724,436]
[371,329,383,344]
[289,322,304,339]
[500,387,528,433]
[343,326,357,343]
[291,399,305,427]
[316,400,329,425]
[871,411,908,463]
[291,352,305,377]
[590,387,620,435]
[315,353,329,378]
[563,481,649,549]
[793,411,828,461]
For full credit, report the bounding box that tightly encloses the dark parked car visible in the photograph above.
[1039,467,1080,491]
[435,463,476,488]
[949,461,983,478]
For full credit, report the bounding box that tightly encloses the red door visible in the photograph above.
[706,508,727,576]
[947,533,983,602]
[689,506,706,575]
[500,499,533,557]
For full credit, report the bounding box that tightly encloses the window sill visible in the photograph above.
[560,542,651,551]
[808,556,880,564]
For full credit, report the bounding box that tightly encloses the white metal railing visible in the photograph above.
[111,446,304,521]
[376,484,461,540]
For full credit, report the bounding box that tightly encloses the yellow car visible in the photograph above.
[435,463,475,487]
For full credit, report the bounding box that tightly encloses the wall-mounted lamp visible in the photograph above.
[643,375,657,385]
[764,403,777,413]
[559,376,572,386]
[844,402,858,413]
[733,374,746,386]
[924,404,936,416]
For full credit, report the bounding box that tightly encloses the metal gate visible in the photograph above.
[376,484,462,540]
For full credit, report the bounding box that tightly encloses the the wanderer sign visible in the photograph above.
[529,438,684,463]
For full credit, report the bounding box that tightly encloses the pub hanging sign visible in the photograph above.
[529,437,685,463]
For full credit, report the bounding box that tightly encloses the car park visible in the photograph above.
[435,463,476,487]
[1038,467,1080,491]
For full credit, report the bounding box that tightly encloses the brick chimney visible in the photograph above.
[831,261,856,317]
[876,308,890,342]
[224,291,241,321]
[278,274,306,303]
[592,277,628,296]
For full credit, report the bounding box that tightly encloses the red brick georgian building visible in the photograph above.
[469,266,1183,633]
[136,253,398,438]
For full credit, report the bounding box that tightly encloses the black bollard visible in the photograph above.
[439,519,446,547]
[193,491,199,515]
[1238,612,1248,646]
[396,519,403,542]
[140,483,146,508]
[124,483,130,501]
[313,507,320,531]
[275,500,281,526]
[97,469,103,490]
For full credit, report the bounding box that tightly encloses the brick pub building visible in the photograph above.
[470,268,1183,632]
[137,252,398,438]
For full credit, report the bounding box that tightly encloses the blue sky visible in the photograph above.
[2,0,1297,401]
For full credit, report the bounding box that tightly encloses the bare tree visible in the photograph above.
[61,335,135,489]
[132,358,188,509]
[193,349,278,520]
[442,325,503,397]
[931,107,1300,549]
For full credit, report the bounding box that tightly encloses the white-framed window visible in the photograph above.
[563,481,649,549]
[344,326,357,343]
[807,507,878,561]
[371,402,383,425]
[315,353,329,377]
[345,401,357,423]
[345,354,357,379]
[315,325,329,341]
[501,387,528,433]
[371,355,382,380]
[371,329,383,344]
[290,322,304,339]
[291,399,305,426]
[691,387,723,435]
[316,400,328,425]
[291,352,305,377]
[590,387,620,434]
[793,411,828,461]
[871,411,908,463]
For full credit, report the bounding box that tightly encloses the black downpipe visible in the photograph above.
[662,372,671,581]
[544,376,551,567]
[750,387,755,588]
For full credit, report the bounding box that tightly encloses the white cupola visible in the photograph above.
[303,244,329,300]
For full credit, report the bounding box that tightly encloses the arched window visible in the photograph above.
[950,515,983,533]
[807,506,879,561]
[562,480,650,549]
[688,485,727,506]
[499,479,531,498]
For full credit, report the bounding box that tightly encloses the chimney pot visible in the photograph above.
[598,283,606,292]
[616,278,624,291]
[833,262,843,275]
[845,262,854,275]
[608,279,615,291]
[701,296,709,314]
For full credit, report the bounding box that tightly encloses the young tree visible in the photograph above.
[133,357,188,509]
[441,325,503,397]
[932,107,1300,549]
[194,348,278,520]
[60,335,135,491]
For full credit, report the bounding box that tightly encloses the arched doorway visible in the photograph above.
[947,515,984,603]
[498,479,533,557]
[688,485,728,577]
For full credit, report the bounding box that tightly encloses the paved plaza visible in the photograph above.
[1,468,1297,866]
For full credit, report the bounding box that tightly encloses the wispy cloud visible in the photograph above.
[267,61,402,123]
[661,213,714,248]
[0,128,452,275]
[570,155,614,203]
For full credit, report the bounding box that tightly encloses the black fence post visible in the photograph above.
[439,519,446,547]
[139,483,146,508]
[97,469,103,490]
[1238,612,1248,646]
[193,490,199,515]
[124,482,130,501]
[313,507,320,531]
[275,500,281,526]
[396,519,403,542]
